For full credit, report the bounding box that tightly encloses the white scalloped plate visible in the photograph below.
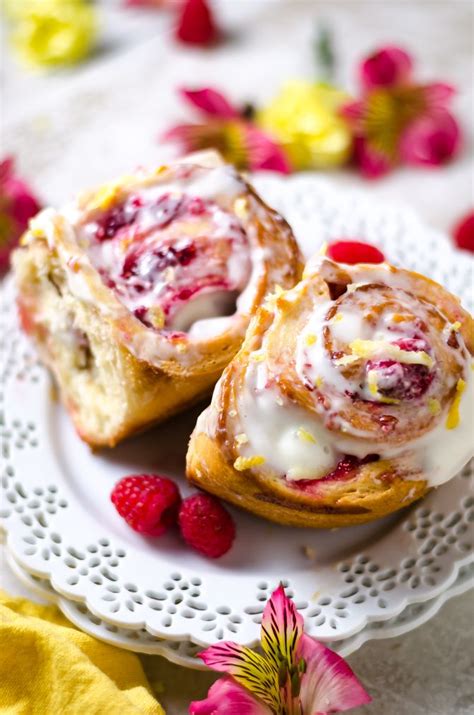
[5,549,473,667]
[1,176,473,663]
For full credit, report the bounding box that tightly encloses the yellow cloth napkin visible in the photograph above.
[0,590,165,715]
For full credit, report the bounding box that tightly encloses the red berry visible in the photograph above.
[176,0,219,47]
[178,493,235,558]
[327,240,385,265]
[111,475,181,537]
[453,211,474,253]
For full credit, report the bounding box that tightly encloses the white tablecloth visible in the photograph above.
[2,2,473,713]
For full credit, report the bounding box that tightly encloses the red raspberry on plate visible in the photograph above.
[452,210,474,253]
[327,240,385,264]
[111,474,181,537]
[178,494,235,558]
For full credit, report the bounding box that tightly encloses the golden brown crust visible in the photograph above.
[186,259,473,528]
[187,432,428,528]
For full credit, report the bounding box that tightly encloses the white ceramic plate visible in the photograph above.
[1,176,473,663]
[5,548,473,669]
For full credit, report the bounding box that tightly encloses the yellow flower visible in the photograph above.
[10,0,97,69]
[258,81,352,170]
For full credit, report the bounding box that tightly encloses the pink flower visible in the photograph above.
[343,46,462,178]
[359,46,412,90]
[0,157,41,273]
[190,585,371,715]
[163,88,291,174]
[399,109,461,167]
[352,136,391,178]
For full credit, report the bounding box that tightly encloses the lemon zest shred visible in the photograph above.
[148,306,165,330]
[305,333,317,347]
[334,353,359,367]
[336,339,434,369]
[250,350,266,362]
[234,197,249,220]
[428,398,441,416]
[446,379,466,430]
[234,455,265,471]
[296,427,317,444]
[367,370,379,397]
[89,183,120,211]
[365,370,399,404]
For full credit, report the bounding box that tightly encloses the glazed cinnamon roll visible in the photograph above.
[187,256,474,527]
[12,152,301,447]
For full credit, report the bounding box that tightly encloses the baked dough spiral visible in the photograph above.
[13,153,302,446]
[187,256,474,527]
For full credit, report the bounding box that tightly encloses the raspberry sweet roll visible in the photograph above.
[187,256,474,528]
[12,154,301,447]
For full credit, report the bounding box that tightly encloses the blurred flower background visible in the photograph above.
[1,1,472,260]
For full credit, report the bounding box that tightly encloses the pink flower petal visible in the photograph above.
[180,88,240,119]
[243,125,292,174]
[199,641,280,712]
[0,156,14,183]
[421,82,456,108]
[353,137,392,178]
[162,122,208,149]
[298,634,372,714]
[190,676,272,715]
[8,182,41,229]
[260,584,304,668]
[339,100,365,124]
[0,156,41,273]
[359,45,413,90]
[400,109,461,167]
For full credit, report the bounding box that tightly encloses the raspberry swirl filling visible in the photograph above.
[225,262,473,489]
[296,285,441,432]
[83,190,251,334]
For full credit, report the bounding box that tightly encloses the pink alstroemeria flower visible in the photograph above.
[163,88,291,174]
[342,46,462,178]
[0,157,41,273]
[190,585,371,715]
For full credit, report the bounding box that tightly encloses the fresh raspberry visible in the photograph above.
[327,240,385,265]
[178,494,235,558]
[452,211,474,253]
[111,475,181,537]
[176,0,219,47]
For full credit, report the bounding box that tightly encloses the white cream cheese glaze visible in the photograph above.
[24,160,295,367]
[233,357,473,488]
[80,166,251,333]
[225,260,474,489]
